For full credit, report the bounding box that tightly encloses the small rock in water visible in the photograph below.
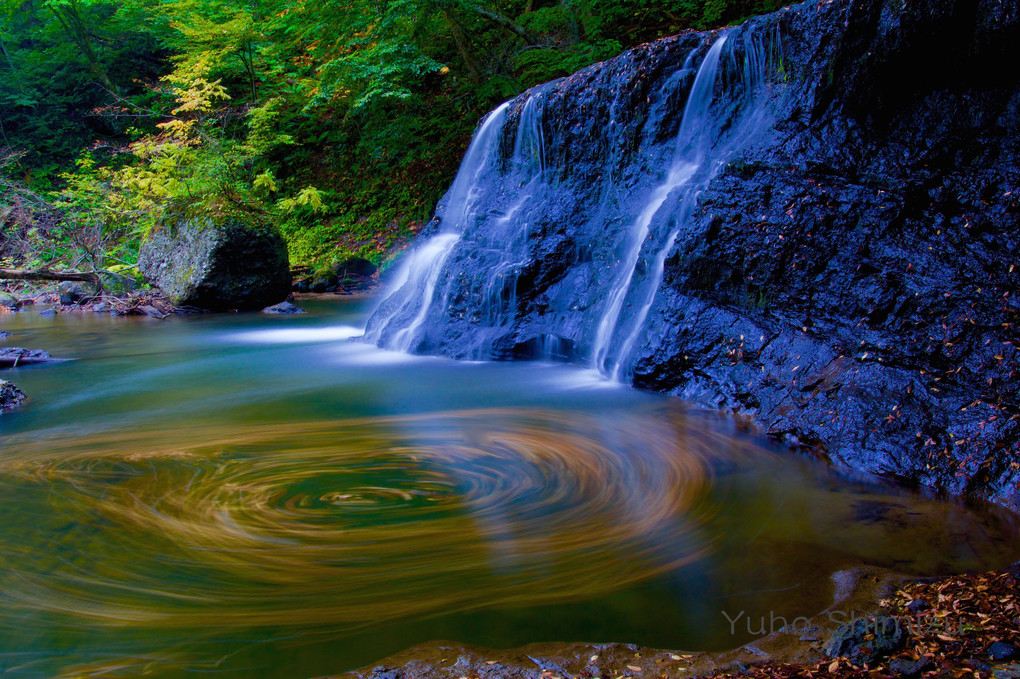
[0,379,26,413]
[138,305,167,319]
[262,301,306,315]
[824,616,906,666]
[0,347,52,362]
[989,642,1020,662]
[58,281,90,305]
[0,292,20,310]
[39,308,56,316]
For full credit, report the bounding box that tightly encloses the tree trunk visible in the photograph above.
[0,349,64,368]
[48,2,120,95]
[443,2,541,46]
[561,0,583,43]
[468,4,540,45]
[0,268,103,292]
[0,34,17,79]
[442,9,482,80]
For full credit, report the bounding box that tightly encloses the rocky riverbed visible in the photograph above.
[0,378,25,413]
[333,563,1020,679]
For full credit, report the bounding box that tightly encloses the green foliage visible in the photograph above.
[2,0,788,270]
[577,0,787,43]
[312,43,445,114]
[0,0,166,181]
[514,39,622,87]
[519,6,571,34]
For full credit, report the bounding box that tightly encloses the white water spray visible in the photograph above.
[365,103,511,351]
[593,32,775,380]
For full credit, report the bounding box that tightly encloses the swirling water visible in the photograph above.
[0,299,1017,678]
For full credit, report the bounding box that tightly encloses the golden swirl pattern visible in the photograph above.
[0,406,760,630]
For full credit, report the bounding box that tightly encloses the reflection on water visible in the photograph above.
[0,299,1017,678]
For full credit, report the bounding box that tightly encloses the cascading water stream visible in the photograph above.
[385,232,461,350]
[476,94,548,347]
[365,102,511,351]
[514,94,546,177]
[599,31,776,381]
[366,87,558,358]
[366,25,782,379]
[590,36,729,377]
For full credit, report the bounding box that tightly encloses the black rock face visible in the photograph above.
[139,218,291,312]
[633,0,1020,508]
[367,0,1020,509]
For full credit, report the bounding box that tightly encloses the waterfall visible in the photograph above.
[365,88,556,356]
[594,31,775,381]
[364,102,511,351]
[366,26,781,375]
[591,37,729,377]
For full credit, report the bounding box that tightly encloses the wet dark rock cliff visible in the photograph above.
[633,0,1020,509]
[369,0,1020,509]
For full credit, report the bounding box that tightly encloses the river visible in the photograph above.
[0,298,1016,678]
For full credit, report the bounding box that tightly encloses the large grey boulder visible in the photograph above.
[139,218,291,311]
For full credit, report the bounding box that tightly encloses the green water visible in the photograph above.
[0,298,1016,678]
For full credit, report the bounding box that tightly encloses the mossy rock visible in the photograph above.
[138,217,291,311]
[0,292,20,310]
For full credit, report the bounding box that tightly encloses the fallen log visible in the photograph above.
[0,347,67,368]
[0,267,103,292]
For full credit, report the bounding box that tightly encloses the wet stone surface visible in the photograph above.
[367,0,1020,510]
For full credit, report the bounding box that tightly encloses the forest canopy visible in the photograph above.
[0,0,786,272]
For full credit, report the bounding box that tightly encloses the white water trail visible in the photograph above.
[388,232,462,351]
[513,95,546,177]
[608,33,774,381]
[365,103,510,350]
[474,95,548,339]
[591,36,729,375]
